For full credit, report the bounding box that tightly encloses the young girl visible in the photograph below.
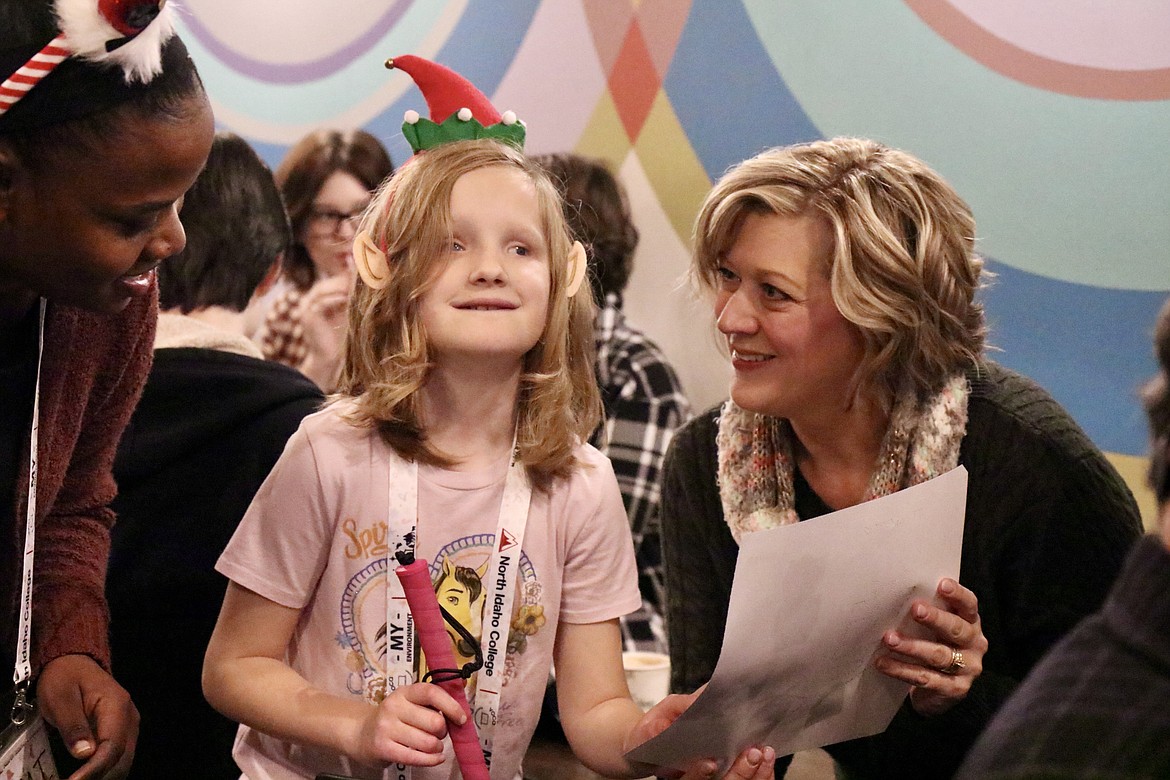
[202,138,774,780]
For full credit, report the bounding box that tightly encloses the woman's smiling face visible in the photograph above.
[301,170,371,280]
[714,210,868,422]
[0,92,215,314]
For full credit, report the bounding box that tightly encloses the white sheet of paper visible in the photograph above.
[626,466,968,772]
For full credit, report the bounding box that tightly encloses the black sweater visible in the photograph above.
[108,346,323,780]
[661,361,1142,779]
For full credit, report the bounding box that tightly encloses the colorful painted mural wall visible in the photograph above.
[180,0,1170,525]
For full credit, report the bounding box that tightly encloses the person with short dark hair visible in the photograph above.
[107,132,324,779]
[535,153,691,645]
[956,298,1170,780]
[157,134,293,316]
[0,1,214,775]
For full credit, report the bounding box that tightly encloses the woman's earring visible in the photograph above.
[565,241,587,298]
[354,230,391,289]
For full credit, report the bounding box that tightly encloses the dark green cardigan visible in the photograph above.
[661,361,1142,779]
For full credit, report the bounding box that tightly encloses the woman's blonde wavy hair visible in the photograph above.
[693,137,987,408]
[335,139,601,490]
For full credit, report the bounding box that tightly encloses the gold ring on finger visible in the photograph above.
[941,648,965,675]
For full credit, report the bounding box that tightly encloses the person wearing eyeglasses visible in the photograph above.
[255,129,393,390]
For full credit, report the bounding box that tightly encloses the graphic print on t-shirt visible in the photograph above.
[336,531,543,706]
[338,557,393,703]
[428,553,489,674]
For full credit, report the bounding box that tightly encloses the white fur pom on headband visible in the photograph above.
[55,0,176,83]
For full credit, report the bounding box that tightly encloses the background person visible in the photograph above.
[0,0,214,775]
[661,137,1143,778]
[956,297,1170,779]
[535,152,691,650]
[255,128,393,391]
[107,131,324,780]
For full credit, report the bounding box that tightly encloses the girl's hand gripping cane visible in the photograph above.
[394,551,491,780]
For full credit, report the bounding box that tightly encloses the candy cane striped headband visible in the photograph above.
[0,0,175,119]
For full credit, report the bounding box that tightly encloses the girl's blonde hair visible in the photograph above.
[336,139,601,489]
[693,137,986,408]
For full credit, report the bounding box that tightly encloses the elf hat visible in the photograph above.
[387,54,525,154]
[0,0,176,119]
[353,55,587,299]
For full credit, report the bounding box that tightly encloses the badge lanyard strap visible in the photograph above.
[11,298,46,726]
[384,443,532,779]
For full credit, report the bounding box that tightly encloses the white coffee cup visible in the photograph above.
[622,650,671,712]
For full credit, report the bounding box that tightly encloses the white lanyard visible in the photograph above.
[384,445,532,779]
[12,298,46,714]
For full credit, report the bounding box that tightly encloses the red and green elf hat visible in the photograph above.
[356,55,595,297]
[387,54,525,154]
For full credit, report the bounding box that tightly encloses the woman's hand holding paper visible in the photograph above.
[874,577,988,716]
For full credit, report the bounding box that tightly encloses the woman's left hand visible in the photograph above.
[874,577,988,717]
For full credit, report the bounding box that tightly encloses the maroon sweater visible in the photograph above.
[9,286,156,674]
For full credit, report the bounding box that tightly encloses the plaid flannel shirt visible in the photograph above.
[258,286,307,369]
[591,294,691,653]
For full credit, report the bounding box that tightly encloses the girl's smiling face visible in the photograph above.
[0,93,215,314]
[419,164,551,370]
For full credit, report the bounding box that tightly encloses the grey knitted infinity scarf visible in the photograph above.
[715,375,969,543]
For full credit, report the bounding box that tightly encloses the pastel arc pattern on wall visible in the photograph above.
[182,1,1164,513]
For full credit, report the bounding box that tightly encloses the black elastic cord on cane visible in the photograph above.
[422,605,485,684]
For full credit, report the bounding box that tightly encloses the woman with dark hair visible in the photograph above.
[0,0,213,775]
[256,129,393,391]
[662,137,1142,778]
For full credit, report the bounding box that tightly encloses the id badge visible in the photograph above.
[0,706,59,780]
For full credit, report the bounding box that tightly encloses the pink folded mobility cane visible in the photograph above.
[394,550,491,780]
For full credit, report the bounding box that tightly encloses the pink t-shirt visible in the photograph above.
[216,402,641,779]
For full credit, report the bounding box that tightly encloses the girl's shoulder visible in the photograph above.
[572,440,614,473]
[295,398,380,452]
[548,441,621,503]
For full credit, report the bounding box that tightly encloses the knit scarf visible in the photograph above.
[715,375,969,543]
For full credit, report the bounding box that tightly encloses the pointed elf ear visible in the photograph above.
[565,241,587,299]
[354,230,391,290]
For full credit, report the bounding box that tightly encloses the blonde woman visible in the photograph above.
[662,137,1142,778]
